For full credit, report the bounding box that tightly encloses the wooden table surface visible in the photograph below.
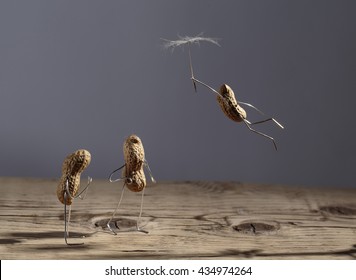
[0,177,355,259]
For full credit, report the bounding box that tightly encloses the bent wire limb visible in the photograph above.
[63,177,92,246]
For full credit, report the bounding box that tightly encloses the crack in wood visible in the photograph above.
[320,205,356,216]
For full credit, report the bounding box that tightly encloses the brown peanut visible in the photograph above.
[122,134,147,192]
[217,84,247,122]
[56,149,91,205]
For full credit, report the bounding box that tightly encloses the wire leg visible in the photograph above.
[107,183,126,235]
[239,102,284,129]
[249,117,284,129]
[64,192,69,243]
[67,204,71,238]
[136,187,148,234]
[243,119,278,150]
[64,192,84,246]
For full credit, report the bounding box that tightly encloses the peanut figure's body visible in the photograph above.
[57,149,91,205]
[217,84,246,122]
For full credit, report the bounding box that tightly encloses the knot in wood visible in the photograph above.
[233,220,279,235]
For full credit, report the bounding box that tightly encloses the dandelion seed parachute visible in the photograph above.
[161,34,220,50]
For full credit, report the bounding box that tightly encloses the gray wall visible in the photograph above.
[1,0,355,188]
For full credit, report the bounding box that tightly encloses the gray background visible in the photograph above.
[1,0,355,188]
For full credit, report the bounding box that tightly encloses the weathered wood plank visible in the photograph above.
[0,177,355,259]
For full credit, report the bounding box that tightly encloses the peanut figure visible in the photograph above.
[57,149,92,245]
[163,35,284,150]
[107,135,155,234]
[191,75,284,150]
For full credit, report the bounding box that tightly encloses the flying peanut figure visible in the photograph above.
[191,73,284,150]
[163,34,284,150]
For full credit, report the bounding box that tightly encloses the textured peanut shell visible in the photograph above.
[122,134,146,192]
[56,149,91,205]
[123,167,146,192]
[217,84,247,122]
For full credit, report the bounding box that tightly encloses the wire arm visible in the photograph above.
[144,159,156,183]
[64,177,92,201]
[108,164,126,182]
[191,77,224,99]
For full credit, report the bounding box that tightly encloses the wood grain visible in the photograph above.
[0,177,355,259]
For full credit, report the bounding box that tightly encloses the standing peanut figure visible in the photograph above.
[57,149,92,245]
[162,34,284,150]
[107,134,155,234]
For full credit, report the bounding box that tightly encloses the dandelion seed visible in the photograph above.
[161,33,220,51]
